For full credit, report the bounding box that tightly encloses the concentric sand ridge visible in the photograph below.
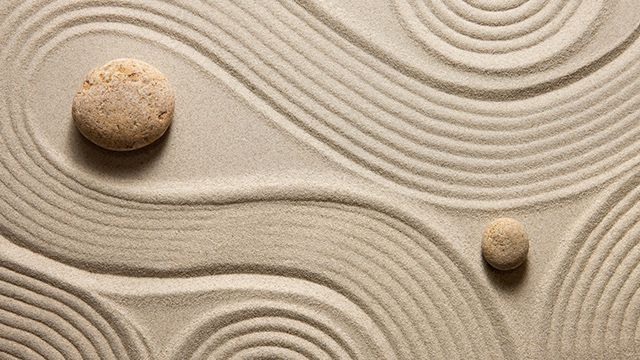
[539,172,640,358]
[163,279,391,360]
[1,0,639,210]
[298,0,640,94]
[0,260,149,359]
[1,0,640,358]
[1,195,518,359]
[3,194,519,358]
[395,0,602,65]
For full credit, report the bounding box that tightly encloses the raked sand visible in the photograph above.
[1,0,639,359]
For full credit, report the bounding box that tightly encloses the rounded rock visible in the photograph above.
[482,217,529,271]
[72,58,174,151]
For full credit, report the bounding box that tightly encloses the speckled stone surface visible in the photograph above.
[482,218,529,271]
[72,58,174,151]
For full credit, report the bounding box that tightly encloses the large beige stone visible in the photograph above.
[72,58,174,151]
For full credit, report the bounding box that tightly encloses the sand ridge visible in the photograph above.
[0,259,150,359]
[0,0,639,359]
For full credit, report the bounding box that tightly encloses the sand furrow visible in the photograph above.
[539,172,640,358]
[0,263,149,359]
[0,0,637,211]
[0,198,518,358]
[0,0,638,358]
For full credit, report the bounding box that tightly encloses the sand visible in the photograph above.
[0,0,639,359]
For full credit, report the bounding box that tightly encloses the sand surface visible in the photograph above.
[1,0,639,359]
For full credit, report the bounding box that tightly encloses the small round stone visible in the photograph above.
[72,58,174,151]
[482,218,529,271]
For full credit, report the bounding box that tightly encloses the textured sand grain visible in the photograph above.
[1,0,639,359]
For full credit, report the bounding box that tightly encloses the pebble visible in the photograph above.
[72,58,174,151]
[482,218,529,271]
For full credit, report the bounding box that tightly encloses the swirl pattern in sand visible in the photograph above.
[393,0,605,71]
[0,260,149,359]
[2,194,518,358]
[161,275,394,359]
[539,172,640,358]
[1,0,639,210]
[1,0,640,359]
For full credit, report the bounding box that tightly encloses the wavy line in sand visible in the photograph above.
[0,7,523,341]
[155,276,394,359]
[0,247,396,359]
[538,171,640,359]
[394,0,604,69]
[439,0,550,28]
[463,0,530,12]
[3,0,638,358]
[0,261,150,360]
[0,0,639,210]
[177,307,365,359]
[2,194,519,359]
[297,0,640,95]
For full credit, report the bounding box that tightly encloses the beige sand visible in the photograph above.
[0,0,639,359]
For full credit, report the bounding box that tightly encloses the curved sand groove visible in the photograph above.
[230,347,307,359]
[463,0,530,13]
[0,0,637,359]
[0,251,395,359]
[443,0,548,27]
[177,311,368,359]
[395,0,604,69]
[0,260,150,360]
[2,195,519,358]
[538,172,640,358]
[0,7,522,342]
[401,0,586,52]
[0,0,638,210]
[297,0,640,94]
[158,275,393,359]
